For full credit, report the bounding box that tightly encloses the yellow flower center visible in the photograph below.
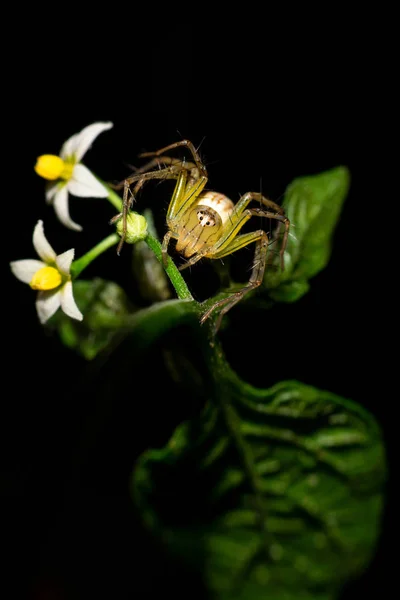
[34,155,75,181]
[30,266,62,290]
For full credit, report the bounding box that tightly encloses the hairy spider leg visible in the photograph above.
[112,156,197,181]
[220,192,290,270]
[178,192,289,272]
[111,161,199,253]
[111,142,207,254]
[111,161,208,255]
[200,228,270,332]
[179,193,289,331]
[139,139,208,180]
[162,167,208,266]
[110,165,181,254]
[137,139,208,207]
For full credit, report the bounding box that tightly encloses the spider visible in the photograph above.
[112,140,290,332]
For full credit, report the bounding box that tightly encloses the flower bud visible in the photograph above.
[116,212,148,244]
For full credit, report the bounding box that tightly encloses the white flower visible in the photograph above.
[10,220,83,324]
[35,122,113,231]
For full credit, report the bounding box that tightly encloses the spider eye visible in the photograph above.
[197,209,216,227]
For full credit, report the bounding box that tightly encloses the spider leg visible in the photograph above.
[171,174,208,222]
[112,164,189,254]
[113,164,206,255]
[161,230,175,268]
[111,166,179,254]
[138,140,208,204]
[133,156,202,219]
[112,156,197,184]
[113,148,207,252]
[178,250,207,271]
[112,162,186,193]
[139,139,207,179]
[218,192,289,269]
[112,140,209,255]
[110,180,136,254]
[200,229,269,332]
[229,191,285,217]
[167,169,188,222]
[133,155,197,175]
[199,201,290,331]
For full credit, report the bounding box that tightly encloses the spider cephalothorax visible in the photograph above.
[112,140,290,332]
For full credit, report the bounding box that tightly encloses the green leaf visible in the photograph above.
[132,375,386,600]
[49,275,200,360]
[48,278,134,360]
[264,166,350,303]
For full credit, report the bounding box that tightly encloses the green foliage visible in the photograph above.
[49,278,134,360]
[48,163,385,599]
[133,375,386,600]
[264,166,350,302]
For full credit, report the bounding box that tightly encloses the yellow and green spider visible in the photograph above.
[112,140,290,332]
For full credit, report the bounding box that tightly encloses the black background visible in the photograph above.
[3,17,394,600]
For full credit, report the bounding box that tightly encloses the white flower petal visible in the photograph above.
[68,164,108,198]
[10,259,46,283]
[33,220,57,263]
[55,249,75,276]
[60,132,80,160]
[36,289,62,324]
[73,122,113,162]
[60,281,83,321]
[53,186,83,232]
[45,181,61,204]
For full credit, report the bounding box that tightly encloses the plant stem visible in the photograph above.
[71,233,120,278]
[144,234,193,301]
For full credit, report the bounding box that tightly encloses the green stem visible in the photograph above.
[144,234,193,301]
[71,233,120,278]
[199,338,272,548]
